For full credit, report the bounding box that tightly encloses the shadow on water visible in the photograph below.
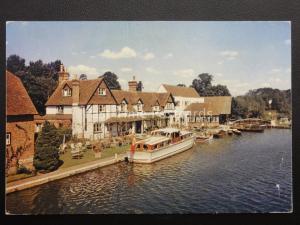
[6,129,292,214]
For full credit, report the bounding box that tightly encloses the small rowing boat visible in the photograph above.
[195,134,213,143]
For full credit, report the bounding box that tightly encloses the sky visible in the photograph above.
[6,21,291,96]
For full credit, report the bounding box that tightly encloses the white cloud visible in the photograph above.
[269,77,282,83]
[146,67,160,74]
[68,65,98,76]
[174,69,195,78]
[217,61,224,65]
[220,51,239,60]
[120,67,133,73]
[215,73,223,77]
[284,39,291,45]
[71,52,78,56]
[6,41,8,45]
[89,55,96,59]
[286,68,291,73]
[143,52,155,60]
[270,68,281,73]
[261,82,271,87]
[143,81,160,92]
[80,51,87,55]
[100,46,137,59]
[163,53,173,59]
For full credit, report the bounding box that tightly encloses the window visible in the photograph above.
[98,88,106,96]
[93,123,102,133]
[6,133,11,146]
[57,106,64,114]
[98,105,105,112]
[166,103,173,110]
[62,87,72,96]
[137,101,143,112]
[121,101,127,112]
[153,106,160,112]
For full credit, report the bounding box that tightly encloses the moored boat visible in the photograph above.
[127,128,195,163]
[232,129,242,135]
[195,134,213,143]
[213,130,226,138]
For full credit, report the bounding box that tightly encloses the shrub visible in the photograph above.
[33,121,62,172]
[17,165,32,174]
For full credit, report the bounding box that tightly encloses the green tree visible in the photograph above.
[137,81,143,91]
[33,121,62,172]
[98,71,121,90]
[6,55,26,76]
[191,73,231,96]
[6,55,62,115]
[79,74,88,80]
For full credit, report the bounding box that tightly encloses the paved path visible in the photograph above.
[6,153,127,194]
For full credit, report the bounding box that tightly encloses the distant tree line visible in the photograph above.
[231,88,291,119]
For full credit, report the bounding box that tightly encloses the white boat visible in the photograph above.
[127,128,195,163]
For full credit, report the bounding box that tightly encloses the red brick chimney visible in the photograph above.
[72,74,80,105]
[58,64,69,85]
[128,76,138,92]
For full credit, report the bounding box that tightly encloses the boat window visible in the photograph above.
[143,144,148,150]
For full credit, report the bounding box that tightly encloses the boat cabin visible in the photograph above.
[135,128,193,152]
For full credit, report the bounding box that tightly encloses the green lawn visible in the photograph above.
[59,144,130,169]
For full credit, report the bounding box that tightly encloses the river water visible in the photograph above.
[6,129,292,214]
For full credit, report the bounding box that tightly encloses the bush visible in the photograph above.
[17,165,32,174]
[33,121,62,172]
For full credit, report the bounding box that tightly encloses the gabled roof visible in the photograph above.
[111,91,175,112]
[6,71,38,116]
[46,78,117,106]
[161,84,200,98]
[184,96,232,115]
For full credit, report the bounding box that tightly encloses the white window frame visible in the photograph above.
[98,88,106,96]
[6,133,11,146]
[121,101,127,112]
[93,123,102,133]
[98,105,106,112]
[137,101,143,112]
[62,87,72,97]
[57,106,64,114]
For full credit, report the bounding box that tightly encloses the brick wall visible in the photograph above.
[6,115,35,174]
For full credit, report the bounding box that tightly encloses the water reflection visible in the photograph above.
[6,129,292,214]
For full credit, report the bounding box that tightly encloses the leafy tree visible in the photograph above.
[191,73,213,96]
[137,81,143,91]
[177,84,186,87]
[79,74,88,80]
[6,55,26,75]
[6,55,62,115]
[33,121,62,172]
[191,73,231,96]
[98,71,121,90]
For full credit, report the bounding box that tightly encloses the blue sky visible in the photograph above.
[6,21,291,96]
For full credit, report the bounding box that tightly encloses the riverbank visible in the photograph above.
[6,153,126,194]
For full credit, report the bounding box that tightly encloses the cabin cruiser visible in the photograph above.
[127,128,195,163]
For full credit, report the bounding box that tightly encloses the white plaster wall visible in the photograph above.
[46,106,72,114]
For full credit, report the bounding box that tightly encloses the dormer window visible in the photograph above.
[153,106,160,112]
[57,106,64,114]
[98,88,106,96]
[62,86,72,96]
[137,100,143,112]
[121,100,127,112]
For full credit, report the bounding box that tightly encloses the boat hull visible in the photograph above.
[127,136,195,163]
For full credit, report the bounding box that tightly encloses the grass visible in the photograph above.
[6,173,35,183]
[59,144,130,169]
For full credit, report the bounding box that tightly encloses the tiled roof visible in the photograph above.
[45,78,117,106]
[184,96,232,115]
[162,84,200,98]
[6,71,38,116]
[34,114,72,120]
[112,91,174,112]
